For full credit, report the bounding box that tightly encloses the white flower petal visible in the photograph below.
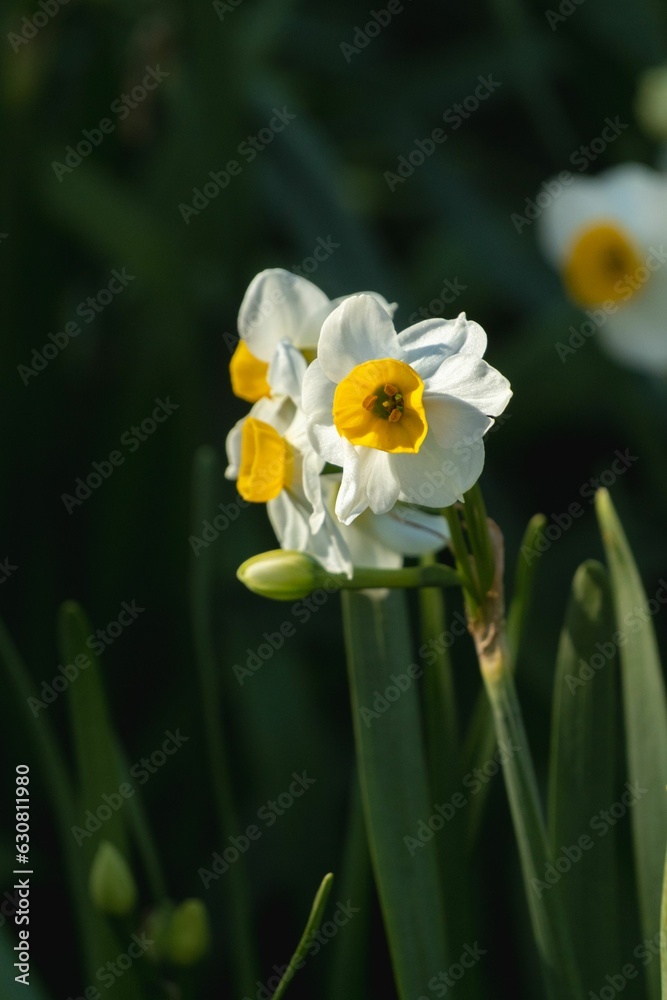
[317,294,402,382]
[398,313,488,378]
[425,353,513,415]
[238,269,330,361]
[336,448,401,524]
[424,395,494,451]
[359,503,449,556]
[224,416,245,479]
[393,427,486,509]
[268,340,308,404]
[320,475,401,570]
[301,361,349,465]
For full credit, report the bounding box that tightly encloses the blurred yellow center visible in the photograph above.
[230,341,270,403]
[238,418,293,502]
[563,222,646,307]
[333,358,427,453]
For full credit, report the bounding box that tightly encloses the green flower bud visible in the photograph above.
[237,549,338,601]
[636,64,667,139]
[167,899,210,966]
[89,841,137,916]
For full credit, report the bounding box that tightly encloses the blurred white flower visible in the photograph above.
[301,295,511,524]
[538,163,667,372]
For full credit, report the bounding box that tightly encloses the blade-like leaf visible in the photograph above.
[596,488,667,1000]
[548,560,619,991]
[272,873,334,1000]
[58,601,129,860]
[342,589,451,1000]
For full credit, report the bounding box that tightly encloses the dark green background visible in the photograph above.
[2,0,667,996]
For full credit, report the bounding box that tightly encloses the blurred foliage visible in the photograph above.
[2,0,667,996]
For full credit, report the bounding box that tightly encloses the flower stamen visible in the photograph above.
[333,358,427,454]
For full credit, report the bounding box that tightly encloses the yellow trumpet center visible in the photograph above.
[237,418,293,502]
[333,358,428,454]
[563,222,646,307]
[230,341,270,403]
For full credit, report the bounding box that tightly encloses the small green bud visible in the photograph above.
[636,64,667,139]
[237,549,337,601]
[89,841,137,916]
[167,899,210,966]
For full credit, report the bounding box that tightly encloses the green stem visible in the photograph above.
[443,505,481,604]
[479,639,584,998]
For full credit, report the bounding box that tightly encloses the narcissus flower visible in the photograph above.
[230,268,396,403]
[302,295,511,524]
[538,163,667,372]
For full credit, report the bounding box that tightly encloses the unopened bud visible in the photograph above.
[237,549,335,600]
[167,898,210,965]
[89,841,137,915]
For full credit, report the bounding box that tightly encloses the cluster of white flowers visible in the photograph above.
[225,269,512,577]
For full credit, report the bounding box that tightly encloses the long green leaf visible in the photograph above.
[596,488,667,1000]
[58,602,145,999]
[59,602,129,860]
[342,589,451,1000]
[325,774,371,1000]
[547,560,619,991]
